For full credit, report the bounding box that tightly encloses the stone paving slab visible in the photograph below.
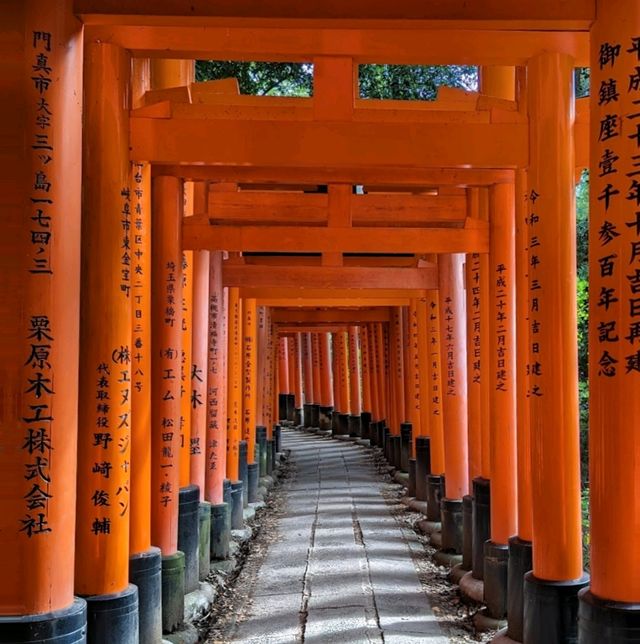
[225,430,448,644]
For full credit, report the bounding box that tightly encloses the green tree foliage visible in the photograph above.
[358,64,477,100]
[195,61,478,99]
[195,61,313,96]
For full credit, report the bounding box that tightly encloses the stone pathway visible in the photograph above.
[220,430,448,643]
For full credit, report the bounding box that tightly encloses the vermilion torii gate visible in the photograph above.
[4,1,640,643]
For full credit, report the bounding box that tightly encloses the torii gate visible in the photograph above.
[4,2,640,644]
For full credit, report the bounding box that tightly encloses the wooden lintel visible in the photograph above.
[84,25,589,66]
[154,164,515,187]
[75,0,595,27]
[241,256,420,267]
[271,308,391,323]
[257,297,411,307]
[223,265,437,289]
[244,287,424,299]
[183,222,489,253]
[132,116,527,169]
[278,326,351,334]
[207,191,467,226]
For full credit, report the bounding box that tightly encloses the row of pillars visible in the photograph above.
[4,5,290,642]
[4,1,640,643]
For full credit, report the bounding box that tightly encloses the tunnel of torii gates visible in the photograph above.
[4,0,640,643]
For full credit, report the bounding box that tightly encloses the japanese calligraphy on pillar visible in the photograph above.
[592,36,640,379]
[494,262,510,392]
[410,304,421,418]
[20,30,57,537]
[443,296,457,396]
[131,163,149,400]
[526,189,544,397]
[207,260,223,476]
[29,31,54,277]
[469,254,482,385]
[158,259,179,508]
[21,315,55,537]
[428,295,443,418]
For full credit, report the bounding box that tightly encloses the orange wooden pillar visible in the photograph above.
[389,307,406,435]
[0,2,86,636]
[206,252,230,560]
[415,296,432,503]
[504,168,535,641]
[287,333,297,422]
[368,322,382,445]
[128,57,165,643]
[180,188,194,491]
[484,181,518,619]
[205,252,227,503]
[524,51,588,641]
[190,194,211,580]
[302,333,314,427]
[74,38,140,638]
[338,331,351,435]
[151,174,185,630]
[226,288,242,481]
[190,195,209,492]
[311,333,323,428]
[425,284,446,522]
[407,300,421,454]
[465,189,483,487]
[242,297,260,503]
[291,333,304,425]
[438,253,469,553]
[150,57,201,601]
[319,332,334,430]
[360,325,373,440]
[579,3,640,639]
[277,336,289,422]
[348,326,363,436]
[376,323,389,428]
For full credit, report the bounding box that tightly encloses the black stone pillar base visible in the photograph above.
[286,393,295,422]
[198,501,211,581]
[311,403,321,428]
[390,435,401,468]
[210,502,230,560]
[303,403,313,427]
[360,411,372,440]
[348,414,362,437]
[484,540,509,619]
[472,477,491,580]
[337,412,350,435]
[84,585,138,644]
[408,458,416,497]
[579,588,640,643]
[400,422,412,472]
[319,405,333,431]
[178,484,200,594]
[266,439,274,475]
[382,426,392,460]
[274,424,282,453]
[230,481,244,529]
[523,572,589,644]
[247,462,259,503]
[256,426,267,476]
[293,407,303,427]
[426,474,444,522]
[161,552,185,633]
[370,421,380,447]
[239,441,249,508]
[462,494,473,571]
[331,410,339,434]
[0,598,87,644]
[129,546,162,644]
[415,436,431,502]
[278,393,288,422]
[507,536,533,642]
[441,498,464,554]
[222,478,231,507]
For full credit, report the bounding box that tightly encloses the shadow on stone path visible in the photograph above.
[214,430,449,644]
